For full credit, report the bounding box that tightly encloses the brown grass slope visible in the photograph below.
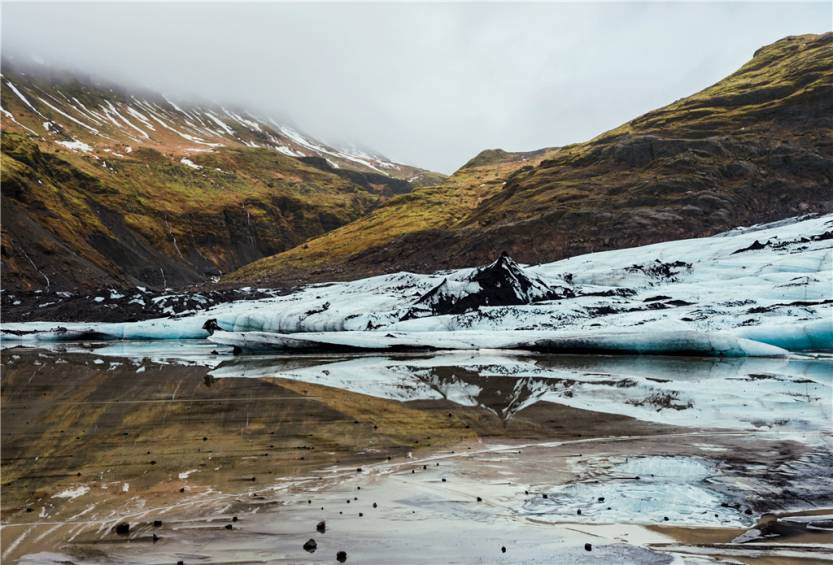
[230,33,833,285]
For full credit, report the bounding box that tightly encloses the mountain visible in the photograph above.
[230,33,833,286]
[0,62,445,291]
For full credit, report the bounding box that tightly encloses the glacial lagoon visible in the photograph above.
[2,342,831,563]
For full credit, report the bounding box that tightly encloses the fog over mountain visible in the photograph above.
[2,2,830,173]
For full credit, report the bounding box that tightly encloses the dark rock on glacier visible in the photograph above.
[303,539,317,553]
[406,253,572,317]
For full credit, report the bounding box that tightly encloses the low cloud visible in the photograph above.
[2,2,829,173]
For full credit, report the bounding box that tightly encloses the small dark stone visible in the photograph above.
[597,497,605,502]
[477,497,482,502]
[115,522,130,535]
[232,516,238,522]
[303,538,317,553]
[152,533,159,542]
[149,460,156,465]
[336,550,347,563]
[441,478,446,482]
[585,543,592,551]
[501,546,506,553]
[177,561,184,565]
[542,493,548,499]
[359,512,363,517]
[316,521,326,533]
[225,524,233,530]
[153,520,162,527]
[180,487,185,493]
[356,468,362,473]
[577,509,582,515]
[372,502,377,508]
[745,509,753,515]
[25,507,33,513]
[663,516,669,521]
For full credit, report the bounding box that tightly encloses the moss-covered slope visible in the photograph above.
[0,65,444,291]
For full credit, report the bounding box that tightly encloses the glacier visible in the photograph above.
[2,213,831,356]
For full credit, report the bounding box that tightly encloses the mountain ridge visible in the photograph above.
[229,33,833,286]
[0,61,445,291]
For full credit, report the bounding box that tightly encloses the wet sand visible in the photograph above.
[2,348,831,563]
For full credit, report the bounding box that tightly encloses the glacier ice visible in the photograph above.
[3,213,831,356]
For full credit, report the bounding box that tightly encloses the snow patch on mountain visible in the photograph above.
[56,139,93,152]
[179,157,202,170]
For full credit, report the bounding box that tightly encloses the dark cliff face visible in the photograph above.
[229,33,833,286]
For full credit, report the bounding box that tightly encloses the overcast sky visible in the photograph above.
[2,2,830,173]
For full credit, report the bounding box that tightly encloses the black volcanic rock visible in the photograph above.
[406,253,572,317]
[303,539,317,553]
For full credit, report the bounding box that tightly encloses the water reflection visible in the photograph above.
[2,344,831,564]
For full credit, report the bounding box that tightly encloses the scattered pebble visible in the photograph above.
[585,543,592,552]
[303,538,317,553]
[317,521,326,533]
[337,550,347,563]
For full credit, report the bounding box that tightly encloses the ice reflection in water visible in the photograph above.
[209,350,833,432]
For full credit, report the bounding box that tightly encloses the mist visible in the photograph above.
[2,2,830,173]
